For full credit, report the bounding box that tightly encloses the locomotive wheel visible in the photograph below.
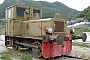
[32,41,42,58]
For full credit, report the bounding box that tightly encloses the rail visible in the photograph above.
[32,55,87,60]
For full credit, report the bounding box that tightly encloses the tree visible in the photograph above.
[67,16,71,21]
[84,11,90,22]
[2,20,5,25]
[54,13,62,19]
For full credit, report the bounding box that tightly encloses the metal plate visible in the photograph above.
[54,21,64,32]
[82,33,87,42]
[56,34,64,45]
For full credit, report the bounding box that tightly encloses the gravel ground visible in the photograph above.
[0,35,7,52]
[70,46,90,60]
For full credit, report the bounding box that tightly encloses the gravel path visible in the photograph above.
[70,46,90,60]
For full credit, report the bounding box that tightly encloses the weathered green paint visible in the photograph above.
[13,20,22,36]
[6,20,22,36]
[5,4,42,36]
[29,22,41,36]
[5,4,66,37]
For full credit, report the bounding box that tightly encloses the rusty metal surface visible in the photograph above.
[72,33,87,42]
[72,35,82,39]
[13,43,19,50]
[56,34,64,45]
[82,33,87,42]
[15,36,42,40]
[32,41,42,58]
[42,40,72,58]
[5,4,42,37]
[6,20,22,36]
[29,22,42,36]
[15,41,38,48]
[22,19,51,23]
[54,21,64,32]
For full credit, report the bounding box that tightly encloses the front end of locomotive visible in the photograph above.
[41,18,73,58]
[41,18,86,58]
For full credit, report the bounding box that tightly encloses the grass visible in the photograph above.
[67,26,90,35]
[72,42,90,48]
[0,45,89,60]
[20,55,32,60]
[0,49,32,60]
[0,51,12,60]
[70,51,89,60]
[70,42,90,60]
[19,49,32,60]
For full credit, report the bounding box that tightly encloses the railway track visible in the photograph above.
[32,55,87,60]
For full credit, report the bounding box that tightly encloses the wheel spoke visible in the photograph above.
[32,41,42,58]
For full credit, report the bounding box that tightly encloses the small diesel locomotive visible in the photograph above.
[5,4,86,58]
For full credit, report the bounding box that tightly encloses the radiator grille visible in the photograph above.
[54,21,64,32]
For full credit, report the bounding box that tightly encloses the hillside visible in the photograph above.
[72,6,90,22]
[0,0,79,20]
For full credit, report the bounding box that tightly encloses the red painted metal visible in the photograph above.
[42,34,72,58]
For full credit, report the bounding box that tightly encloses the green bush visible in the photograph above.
[0,52,12,60]
[67,26,90,35]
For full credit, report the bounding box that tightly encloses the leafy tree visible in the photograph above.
[84,11,90,22]
[2,20,5,25]
[67,16,72,21]
[72,6,90,22]
[54,13,62,19]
